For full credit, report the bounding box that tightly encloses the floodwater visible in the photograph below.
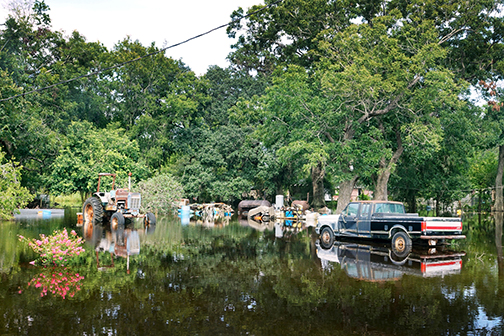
[1,208,503,335]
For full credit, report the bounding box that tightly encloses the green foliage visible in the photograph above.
[179,126,278,202]
[201,66,268,127]
[227,0,355,74]
[468,150,498,190]
[136,174,185,214]
[47,121,149,198]
[0,150,31,220]
[1,0,503,211]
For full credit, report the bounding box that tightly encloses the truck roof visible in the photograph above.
[349,200,403,204]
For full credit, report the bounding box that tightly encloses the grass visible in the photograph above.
[53,193,82,208]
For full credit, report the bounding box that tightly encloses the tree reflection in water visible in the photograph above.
[1,211,503,335]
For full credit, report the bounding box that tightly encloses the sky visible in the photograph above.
[1,0,262,76]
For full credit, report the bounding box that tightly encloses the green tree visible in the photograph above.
[226,0,503,211]
[102,38,208,170]
[47,121,149,202]
[316,12,467,203]
[176,125,279,203]
[201,66,268,127]
[390,103,478,214]
[226,0,355,74]
[0,150,31,219]
[254,65,386,209]
[0,2,109,191]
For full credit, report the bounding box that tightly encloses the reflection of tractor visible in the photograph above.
[81,173,156,243]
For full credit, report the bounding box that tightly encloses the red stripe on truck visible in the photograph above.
[425,222,462,231]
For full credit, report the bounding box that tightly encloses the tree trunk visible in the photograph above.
[406,190,417,213]
[311,162,326,210]
[374,159,391,201]
[478,189,482,229]
[495,145,504,272]
[336,175,359,214]
[374,128,404,200]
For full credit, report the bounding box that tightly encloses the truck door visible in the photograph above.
[341,203,359,235]
[357,203,371,236]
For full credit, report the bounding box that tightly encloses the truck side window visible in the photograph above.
[360,203,371,218]
[375,203,384,213]
[391,204,405,213]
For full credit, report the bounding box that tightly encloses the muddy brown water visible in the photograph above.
[1,208,503,335]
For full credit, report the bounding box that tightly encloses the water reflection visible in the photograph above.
[240,216,308,236]
[3,209,504,335]
[22,268,84,299]
[86,219,155,273]
[180,203,233,227]
[317,239,466,281]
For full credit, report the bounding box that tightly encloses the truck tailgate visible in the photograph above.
[422,217,462,232]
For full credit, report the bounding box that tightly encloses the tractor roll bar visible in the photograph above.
[97,173,116,192]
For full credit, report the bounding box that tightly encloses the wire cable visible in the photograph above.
[0,0,283,103]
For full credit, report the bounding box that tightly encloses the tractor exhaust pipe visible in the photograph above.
[128,172,132,190]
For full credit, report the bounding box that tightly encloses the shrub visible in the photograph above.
[136,174,185,215]
[18,228,85,266]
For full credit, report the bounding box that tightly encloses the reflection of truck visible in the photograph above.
[316,240,465,281]
[316,201,465,254]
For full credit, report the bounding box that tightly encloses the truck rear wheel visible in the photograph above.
[320,226,335,249]
[82,197,104,240]
[391,231,412,256]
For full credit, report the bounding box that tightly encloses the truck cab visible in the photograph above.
[338,201,406,237]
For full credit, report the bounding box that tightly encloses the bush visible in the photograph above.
[0,151,32,219]
[18,228,85,266]
[136,174,185,215]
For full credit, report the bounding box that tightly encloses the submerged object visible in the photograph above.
[238,200,271,219]
[248,205,275,222]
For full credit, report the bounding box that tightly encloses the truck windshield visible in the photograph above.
[344,203,359,216]
[374,203,405,214]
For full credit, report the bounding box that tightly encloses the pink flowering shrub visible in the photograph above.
[18,228,85,266]
[20,268,84,299]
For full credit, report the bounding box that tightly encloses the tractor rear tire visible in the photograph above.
[111,212,125,246]
[82,197,104,241]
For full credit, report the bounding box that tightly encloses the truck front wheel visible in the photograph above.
[391,231,412,256]
[320,226,335,249]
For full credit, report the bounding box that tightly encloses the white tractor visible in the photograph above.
[81,173,156,244]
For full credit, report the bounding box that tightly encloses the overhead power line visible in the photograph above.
[0,0,283,103]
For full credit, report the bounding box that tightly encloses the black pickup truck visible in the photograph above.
[316,201,465,254]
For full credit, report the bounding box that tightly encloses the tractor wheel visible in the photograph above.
[391,231,412,257]
[82,197,104,241]
[111,212,125,246]
[144,212,156,234]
